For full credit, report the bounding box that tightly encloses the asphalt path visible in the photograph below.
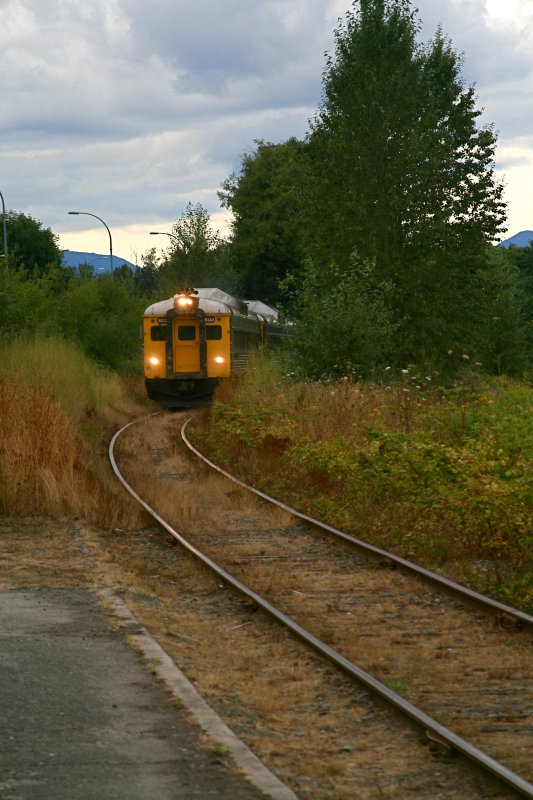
[0,587,296,800]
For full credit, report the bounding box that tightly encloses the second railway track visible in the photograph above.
[110,410,533,800]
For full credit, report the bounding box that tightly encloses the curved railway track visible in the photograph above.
[109,411,533,800]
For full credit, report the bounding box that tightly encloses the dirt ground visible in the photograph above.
[0,505,525,798]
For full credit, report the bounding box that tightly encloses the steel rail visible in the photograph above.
[109,413,533,798]
[181,419,533,634]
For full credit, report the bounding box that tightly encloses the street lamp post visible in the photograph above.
[0,190,8,264]
[68,211,113,273]
[149,231,179,245]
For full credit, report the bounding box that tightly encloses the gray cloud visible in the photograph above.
[1,0,532,248]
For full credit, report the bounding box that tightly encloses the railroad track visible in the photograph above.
[110,411,533,800]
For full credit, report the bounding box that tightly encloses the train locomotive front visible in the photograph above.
[143,288,278,408]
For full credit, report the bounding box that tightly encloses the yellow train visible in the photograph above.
[143,288,288,407]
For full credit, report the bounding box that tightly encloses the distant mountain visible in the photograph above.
[61,250,137,272]
[498,231,533,249]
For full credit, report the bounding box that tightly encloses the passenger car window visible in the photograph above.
[150,325,167,341]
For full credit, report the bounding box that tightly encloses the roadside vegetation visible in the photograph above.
[0,337,147,527]
[190,358,533,613]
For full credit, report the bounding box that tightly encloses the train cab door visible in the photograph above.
[173,320,201,373]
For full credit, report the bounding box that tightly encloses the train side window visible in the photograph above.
[206,325,222,341]
[177,325,196,341]
[150,325,167,341]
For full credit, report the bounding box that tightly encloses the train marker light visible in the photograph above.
[214,356,224,364]
[149,356,160,366]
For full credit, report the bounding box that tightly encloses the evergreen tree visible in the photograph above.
[500,243,533,365]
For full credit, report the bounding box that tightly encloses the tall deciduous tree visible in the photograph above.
[4,211,62,275]
[304,0,508,366]
[219,138,307,305]
[307,0,506,269]
[157,202,223,295]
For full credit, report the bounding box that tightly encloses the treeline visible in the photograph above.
[1,0,532,379]
[0,211,149,371]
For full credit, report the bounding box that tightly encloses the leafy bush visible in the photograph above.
[291,254,398,379]
[0,265,148,372]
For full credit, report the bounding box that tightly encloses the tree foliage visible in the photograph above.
[1,261,151,372]
[292,254,398,378]
[157,202,233,295]
[214,1,529,376]
[305,0,506,273]
[499,243,533,361]
[219,138,308,304]
[2,211,63,275]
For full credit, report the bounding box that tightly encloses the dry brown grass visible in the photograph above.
[0,339,148,528]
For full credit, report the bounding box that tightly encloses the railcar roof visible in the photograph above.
[244,300,279,322]
[144,288,279,321]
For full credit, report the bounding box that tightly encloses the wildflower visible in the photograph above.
[462,354,470,360]
[385,366,391,371]
[425,376,431,381]
[401,369,409,375]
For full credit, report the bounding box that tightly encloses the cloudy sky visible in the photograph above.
[1,0,532,265]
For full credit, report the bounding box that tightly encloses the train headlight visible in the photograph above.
[214,356,224,364]
[173,293,198,309]
[149,356,160,366]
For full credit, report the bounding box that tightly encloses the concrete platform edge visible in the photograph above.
[97,588,298,800]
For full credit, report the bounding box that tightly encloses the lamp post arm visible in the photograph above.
[69,211,113,272]
[150,231,180,245]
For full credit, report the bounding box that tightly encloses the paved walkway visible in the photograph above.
[0,588,296,800]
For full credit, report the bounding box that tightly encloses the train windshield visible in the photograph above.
[177,325,196,341]
[206,325,222,340]
[150,325,167,341]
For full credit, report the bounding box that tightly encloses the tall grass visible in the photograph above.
[0,337,145,526]
[0,337,123,425]
[192,360,533,611]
